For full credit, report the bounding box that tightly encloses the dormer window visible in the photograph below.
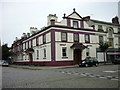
[73,21,79,28]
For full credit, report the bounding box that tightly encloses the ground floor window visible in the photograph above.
[36,50,39,59]
[86,48,90,56]
[62,47,67,57]
[43,49,46,59]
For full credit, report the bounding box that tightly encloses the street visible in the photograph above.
[2,64,119,88]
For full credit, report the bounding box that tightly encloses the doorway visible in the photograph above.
[29,53,33,63]
[74,49,82,64]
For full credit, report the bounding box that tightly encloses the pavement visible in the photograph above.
[8,63,113,70]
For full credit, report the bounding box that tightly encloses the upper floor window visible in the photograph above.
[62,47,67,57]
[25,42,26,49]
[109,38,114,47]
[73,21,79,28]
[43,35,46,44]
[31,40,33,48]
[85,34,90,43]
[118,28,120,33]
[98,25,103,32]
[61,32,67,42]
[74,33,79,42]
[99,36,104,43]
[80,21,84,28]
[118,37,120,46]
[108,28,113,37]
[36,37,39,46]
[28,42,29,48]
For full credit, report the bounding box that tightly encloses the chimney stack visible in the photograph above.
[112,16,119,24]
[47,14,58,26]
[30,27,38,35]
[82,16,90,21]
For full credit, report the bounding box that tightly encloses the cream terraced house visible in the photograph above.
[12,9,120,66]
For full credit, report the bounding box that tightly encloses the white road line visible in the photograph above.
[80,74,87,76]
[99,77,106,79]
[111,78,119,81]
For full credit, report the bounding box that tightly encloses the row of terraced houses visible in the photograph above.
[11,9,120,66]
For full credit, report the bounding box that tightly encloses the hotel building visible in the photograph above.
[12,9,120,66]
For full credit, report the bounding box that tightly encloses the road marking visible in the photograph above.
[111,78,119,81]
[57,70,119,81]
[99,76,106,79]
[103,71,117,73]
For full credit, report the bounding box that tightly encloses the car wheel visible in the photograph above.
[85,64,88,67]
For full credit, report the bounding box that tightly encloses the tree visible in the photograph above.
[99,41,110,64]
[2,44,13,63]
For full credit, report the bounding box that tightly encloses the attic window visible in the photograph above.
[73,21,79,28]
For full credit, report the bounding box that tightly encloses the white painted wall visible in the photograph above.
[46,32,51,43]
[68,33,73,42]
[32,43,51,61]
[55,32,61,41]
[79,34,85,43]
[55,19,67,26]
[56,43,73,61]
[84,21,93,29]
[69,13,81,19]
[90,35,99,43]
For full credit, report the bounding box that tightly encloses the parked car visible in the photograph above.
[112,57,120,64]
[79,57,99,67]
[0,60,9,66]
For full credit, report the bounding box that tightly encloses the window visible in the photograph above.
[85,34,90,43]
[73,21,79,28]
[74,33,79,42]
[86,48,90,56]
[98,25,103,32]
[25,43,26,49]
[44,49,46,58]
[43,35,46,44]
[99,36,104,43]
[24,43,26,49]
[28,42,29,48]
[36,50,39,59]
[118,37,120,46]
[62,47,67,57]
[80,21,84,28]
[36,37,39,46]
[61,32,67,42]
[118,28,120,33]
[108,28,113,37]
[109,38,114,47]
[31,40,33,48]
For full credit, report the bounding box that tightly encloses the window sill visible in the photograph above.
[61,41,67,42]
[85,41,90,43]
[62,57,68,59]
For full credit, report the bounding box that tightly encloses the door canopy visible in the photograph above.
[25,48,34,54]
[70,43,87,50]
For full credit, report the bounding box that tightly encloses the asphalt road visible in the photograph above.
[2,64,119,88]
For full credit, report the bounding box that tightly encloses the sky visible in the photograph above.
[0,0,120,47]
